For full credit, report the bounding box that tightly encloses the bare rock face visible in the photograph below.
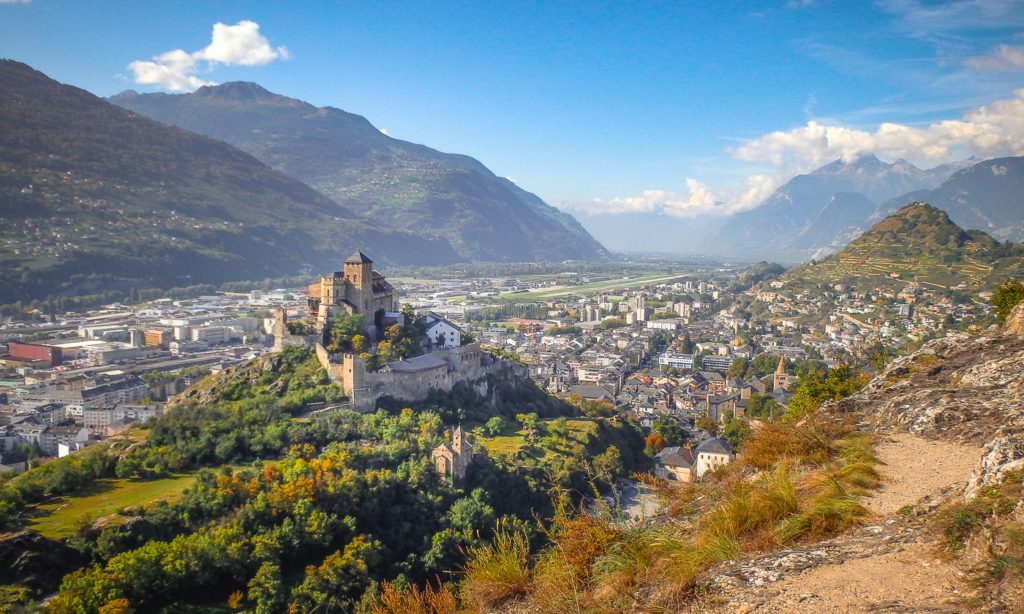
[829,331,1024,445]
[967,436,1024,496]
[1005,301,1024,335]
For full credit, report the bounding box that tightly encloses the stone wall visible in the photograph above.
[314,343,348,384]
[272,307,319,351]
[314,342,528,412]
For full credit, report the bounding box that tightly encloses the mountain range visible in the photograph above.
[705,154,981,260]
[782,202,1024,292]
[876,156,1024,242]
[0,60,475,303]
[0,60,608,303]
[108,82,607,263]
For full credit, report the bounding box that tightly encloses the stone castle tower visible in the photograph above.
[306,250,398,340]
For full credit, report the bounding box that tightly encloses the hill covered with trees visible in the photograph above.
[0,347,643,611]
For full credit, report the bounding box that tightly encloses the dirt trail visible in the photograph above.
[715,433,982,614]
[868,433,980,516]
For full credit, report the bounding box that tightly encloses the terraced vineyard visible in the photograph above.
[786,203,1024,291]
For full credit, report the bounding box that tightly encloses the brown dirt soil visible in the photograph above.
[734,543,966,613]
[868,433,980,516]
[707,434,983,614]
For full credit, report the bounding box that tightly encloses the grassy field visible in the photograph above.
[25,473,198,539]
[477,418,600,458]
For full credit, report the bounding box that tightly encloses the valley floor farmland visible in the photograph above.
[494,272,693,302]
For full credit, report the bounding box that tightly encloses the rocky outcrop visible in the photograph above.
[702,325,1024,611]
[830,331,1024,445]
[170,352,284,408]
[1005,301,1024,335]
[830,327,1024,494]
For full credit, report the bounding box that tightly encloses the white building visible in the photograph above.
[83,404,163,434]
[658,352,694,371]
[422,314,461,349]
[191,325,239,345]
[694,437,734,477]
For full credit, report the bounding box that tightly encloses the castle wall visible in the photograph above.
[273,307,319,351]
[314,343,348,385]
[316,342,528,412]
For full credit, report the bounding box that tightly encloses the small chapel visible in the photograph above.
[431,425,475,482]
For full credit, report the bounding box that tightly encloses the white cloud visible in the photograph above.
[579,87,1024,218]
[196,20,290,65]
[0,0,31,4]
[129,50,210,92]
[731,88,1024,169]
[876,0,1024,36]
[966,44,1024,70]
[127,20,288,92]
[566,175,780,219]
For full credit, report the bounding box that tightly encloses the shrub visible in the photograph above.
[991,277,1024,323]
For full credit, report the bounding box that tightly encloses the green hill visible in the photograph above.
[109,82,608,263]
[0,60,460,303]
[783,202,1024,291]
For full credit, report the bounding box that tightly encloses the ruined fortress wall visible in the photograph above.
[272,307,319,351]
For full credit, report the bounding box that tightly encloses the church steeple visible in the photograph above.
[773,355,788,391]
[452,424,465,455]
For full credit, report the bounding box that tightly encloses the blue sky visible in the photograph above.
[3,0,1024,228]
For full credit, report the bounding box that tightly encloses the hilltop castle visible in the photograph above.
[273,251,530,413]
[306,250,399,340]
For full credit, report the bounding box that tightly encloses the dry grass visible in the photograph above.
[567,418,877,611]
[527,512,623,612]
[371,581,457,614]
[738,415,856,470]
[461,519,532,610]
[459,412,883,612]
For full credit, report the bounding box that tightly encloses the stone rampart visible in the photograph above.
[314,342,528,412]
